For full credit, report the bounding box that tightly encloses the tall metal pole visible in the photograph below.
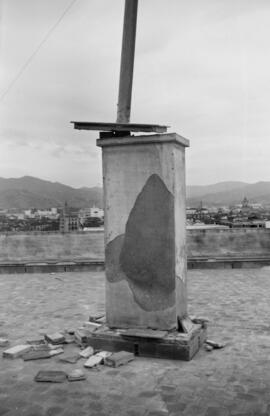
[116,0,138,124]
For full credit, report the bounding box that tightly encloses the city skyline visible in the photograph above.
[1,0,270,187]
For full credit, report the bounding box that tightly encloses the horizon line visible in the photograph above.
[0,174,269,189]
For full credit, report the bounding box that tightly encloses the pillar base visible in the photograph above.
[86,324,207,361]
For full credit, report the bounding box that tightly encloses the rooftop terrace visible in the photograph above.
[1,268,270,415]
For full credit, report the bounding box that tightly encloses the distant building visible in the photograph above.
[59,202,80,232]
[186,208,197,216]
[89,206,104,219]
[78,208,91,223]
[79,206,104,223]
[250,203,263,209]
[241,197,253,217]
[242,196,249,209]
[24,208,59,219]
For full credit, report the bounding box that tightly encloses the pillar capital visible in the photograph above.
[97,132,190,149]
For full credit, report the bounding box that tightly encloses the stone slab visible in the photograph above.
[179,317,194,333]
[84,354,103,368]
[49,348,64,357]
[22,350,51,361]
[83,322,101,332]
[59,353,81,364]
[3,345,32,359]
[89,314,105,323]
[26,338,46,345]
[79,346,94,358]
[44,333,65,345]
[74,329,90,344]
[104,351,135,367]
[34,371,67,383]
[95,351,112,360]
[87,324,207,361]
[32,344,51,351]
[0,338,9,347]
[68,369,86,381]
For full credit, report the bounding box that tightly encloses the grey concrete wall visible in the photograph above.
[0,228,270,263]
[0,231,104,263]
[188,228,270,258]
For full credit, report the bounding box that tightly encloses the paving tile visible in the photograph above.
[45,406,64,416]
[138,391,159,398]
[88,401,103,412]
[0,408,10,416]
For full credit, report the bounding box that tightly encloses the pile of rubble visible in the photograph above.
[1,314,225,382]
[1,314,135,383]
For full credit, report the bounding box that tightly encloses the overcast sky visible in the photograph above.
[0,0,270,188]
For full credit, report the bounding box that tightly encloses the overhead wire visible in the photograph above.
[0,0,79,102]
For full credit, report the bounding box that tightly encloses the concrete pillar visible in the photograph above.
[97,133,189,330]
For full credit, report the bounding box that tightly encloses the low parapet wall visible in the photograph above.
[0,230,104,263]
[188,228,270,258]
[0,228,270,264]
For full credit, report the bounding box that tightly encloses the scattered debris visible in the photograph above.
[32,344,51,351]
[54,277,64,282]
[74,329,89,344]
[84,354,104,368]
[83,322,101,332]
[48,343,64,350]
[178,317,194,334]
[63,333,75,344]
[95,351,112,363]
[22,350,51,361]
[44,333,66,345]
[89,314,105,323]
[0,338,9,347]
[68,369,86,382]
[190,316,209,328]
[122,328,168,339]
[49,348,64,357]
[26,338,46,345]
[35,370,67,383]
[205,340,225,349]
[79,346,94,359]
[104,351,134,368]
[3,345,32,359]
[204,344,214,352]
[66,329,75,335]
[96,316,106,324]
[59,353,81,364]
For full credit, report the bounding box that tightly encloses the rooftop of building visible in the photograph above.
[186,224,229,230]
[1,268,270,415]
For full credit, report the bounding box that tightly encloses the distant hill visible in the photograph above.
[0,176,270,209]
[187,181,270,207]
[0,176,103,209]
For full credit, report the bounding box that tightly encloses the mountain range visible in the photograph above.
[0,176,103,209]
[187,181,270,207]
[0,176,270,209]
